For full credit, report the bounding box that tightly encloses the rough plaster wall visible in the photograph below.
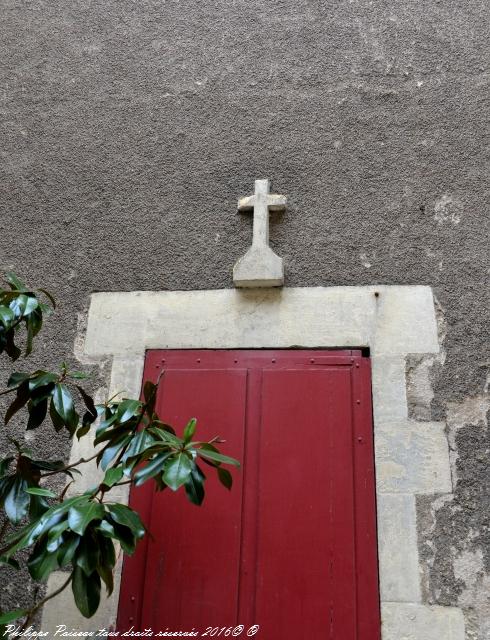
[0,0,489,635]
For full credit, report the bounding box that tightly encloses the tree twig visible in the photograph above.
[41,452,99,477]
[20,573,72,631]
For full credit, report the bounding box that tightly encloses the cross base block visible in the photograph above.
[233,246,284,288]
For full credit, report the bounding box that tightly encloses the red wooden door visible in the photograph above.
[118,350,380,639]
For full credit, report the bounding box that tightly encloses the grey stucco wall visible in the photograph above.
[0,0,489,636]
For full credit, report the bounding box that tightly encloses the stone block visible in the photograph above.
[372,356,408,424]
[377,494,422,602]
[375,420,452,494]
[381,602,465,640]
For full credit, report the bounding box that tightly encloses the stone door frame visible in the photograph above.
[42,286,465,640]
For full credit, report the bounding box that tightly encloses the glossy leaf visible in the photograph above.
[101,467,124,488]
[3,477,30,524]
[183,418,197,443]
[217,467,233,491]
[5,272,27,291]
[26,398,48,430]
[25,487,57,498]
[184,465,205,506]
[57,534,80,566]
[52,384,79,433]
[7,371,30,387]
[29,372,58,391]
[163,453,193,491]
[27,542,59,581]
[99,434,132,471]
[75,537,99,576]
[198,447,240,467]
[0,457,14,477]
[9,294,28,318]
[38,288,56,309]
[72,565,101,618]
[133,452,173,487]
[49,398,66,432]
[0,306,15,327]
[68,502,105,536]
[0,555,20,569]
[116,399,142,423]
[0,610,27,624]
[106,504,145,538]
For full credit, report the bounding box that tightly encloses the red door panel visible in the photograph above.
[255,369,356,638]
[141,369,247,629]
[117,350,380,640]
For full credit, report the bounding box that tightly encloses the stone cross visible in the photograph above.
[233,179,287,287]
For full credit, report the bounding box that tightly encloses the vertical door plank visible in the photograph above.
[255,368,357,640]
[139,369,247,630]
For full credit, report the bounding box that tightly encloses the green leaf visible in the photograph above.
[57,534,80,566]
[29,372,59,391]
[28,543,60,581]
[0,457,14,477]
[96,520,136,555]
[0,306,15,327]
[23,296,39,316]
[7,372,30,387]
[69,371,89,379]
[72,565,101,618]
[150,425,183,448]
[5,272,27,291]
[121,429,155,464]
[163,453,193,491]
[0,555,20,569]
[98,434,132,471]
[29,493,50,519]
[217,467,233,490]
[29,306,43,337]
[106,504,145,538]
[49,398,66,432]
[184,465,205,506]
[47,520,71,543]
[52,384,79,433]
[116,399,142,424]
[75,536,99,576]
[133,452,173,486]
[96,531,116,569]
[38,288,56,309]
[101,467,124,488]
[25,487,57,498]
[68,502,105,536]
[76,423,91,439]
[97,560,114,596]
[9,294,28,317]
[197,447,240,467]
[0,610,28,624]
[4,477,30,524]
[183,418,197,443]
[3,495,87,557]
[27,398,48,430]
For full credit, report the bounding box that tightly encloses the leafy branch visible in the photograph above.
[0,273,239,628]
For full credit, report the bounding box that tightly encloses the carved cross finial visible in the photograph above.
[233,179,287,288]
